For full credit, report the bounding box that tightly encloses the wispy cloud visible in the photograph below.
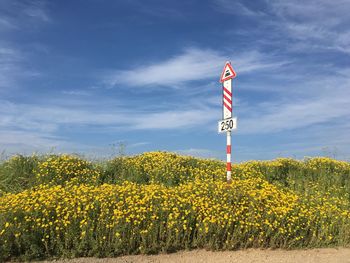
[275,1,350,53]
[214,0,267,17]
[62,90,91,96]
[0,97,220,153]
[0,129,74,155]
[240,96,350,134]
[0,0,50,90]
[0,17,17,30]
[0,0,50,31]
[22,1,50,22]
[132,108,218,130]
[235,119,350,161]
[215,0,350,54]
[0,46,22,89]
[129,142,150,148]
[238,74,350,134]
[0,99,219,133]
[104,48,285,87]
[270,0,350,24]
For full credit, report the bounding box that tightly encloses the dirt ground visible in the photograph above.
[36,248,350,263]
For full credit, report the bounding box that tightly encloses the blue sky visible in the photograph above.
[1,0,350,161]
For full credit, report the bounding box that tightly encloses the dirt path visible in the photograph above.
[36,248,350,263]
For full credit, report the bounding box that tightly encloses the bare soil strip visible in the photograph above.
[36,248,350,263]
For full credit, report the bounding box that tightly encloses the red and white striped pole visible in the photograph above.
[223,81,233,182]
[219,61,236,183]
[226,131,232,181]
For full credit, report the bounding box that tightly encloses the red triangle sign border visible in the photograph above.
[220,62,237,83]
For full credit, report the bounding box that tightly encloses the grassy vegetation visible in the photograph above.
[0,152,350,261]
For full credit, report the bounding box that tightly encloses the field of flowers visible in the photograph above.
[0,152,350,261]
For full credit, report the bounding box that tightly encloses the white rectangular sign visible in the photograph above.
[218,117,237,133]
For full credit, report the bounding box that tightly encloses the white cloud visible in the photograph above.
[235,120,350,161]
[0,129,73,155]
[270,0,350,24]
[214,0,266,17]
[0,0,51,31]
[215,0,350,54]
[105,48,222,87]
[0,98,221,153]
[129,142,150,148]
[104,48,285,87]
[0,103,125,131]
[62,90,91,96]
[23,2,50,22]
[132,108,218,130]
[0,0,50,90]
[0,99,219,132]
[238,74,350,134]
[0,17,17,30]
[271,0,350,53]
[239,97,350,134]
[0,46,22,89]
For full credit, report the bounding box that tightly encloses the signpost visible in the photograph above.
[219,61,237,182]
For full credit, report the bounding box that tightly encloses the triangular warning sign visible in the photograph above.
[220,62,236,83]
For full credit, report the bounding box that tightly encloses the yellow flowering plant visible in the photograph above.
[0,152,349,261]
[35,154,100,186]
